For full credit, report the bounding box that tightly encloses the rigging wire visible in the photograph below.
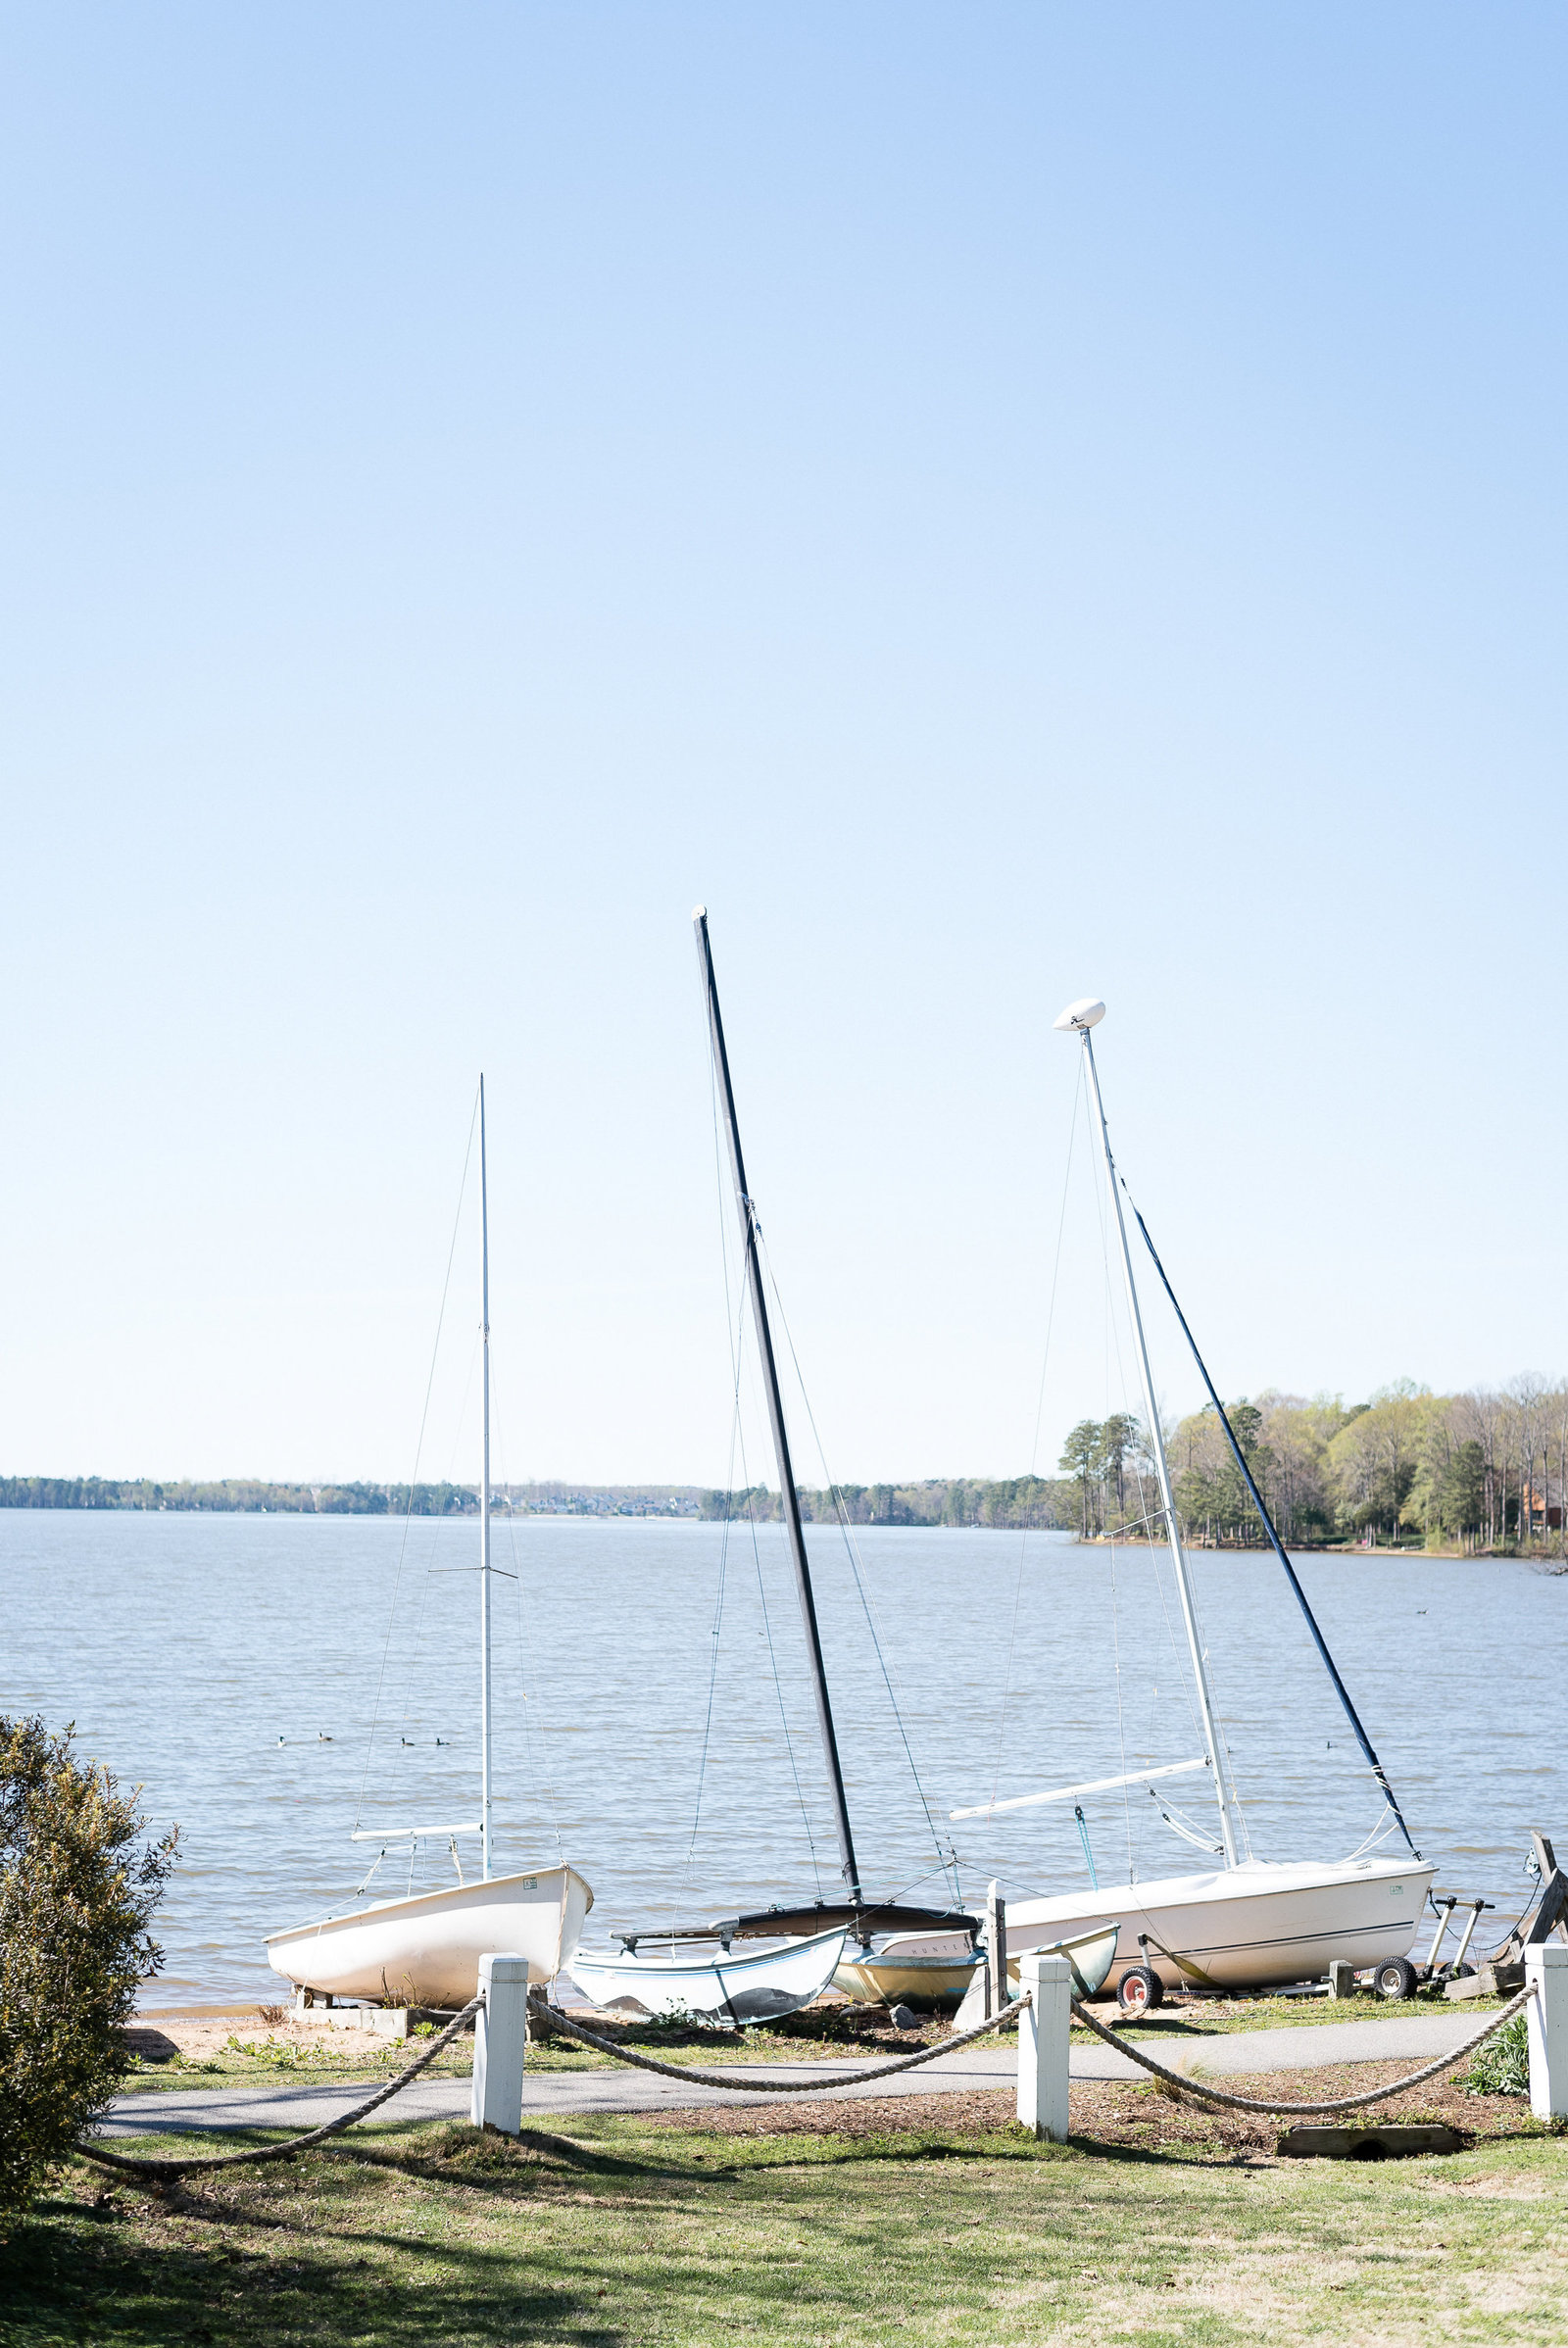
[986,1057,1084,1818]
[697,1037,823,1892]
[755,1230,954,1899]
[382,1317,482,1826]
[1107,1544,1134,1880]
[355,1089,480,1835]
[491,1356,565,1862]
[737,1400,825,1895]
[1089,1086,1251,1862]
[683,1282,746,1875]
[684,1030,747,1876]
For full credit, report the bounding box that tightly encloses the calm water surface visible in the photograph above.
[2,1509,1561,2004]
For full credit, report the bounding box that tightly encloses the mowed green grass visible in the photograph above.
[3,2116,1565,2347]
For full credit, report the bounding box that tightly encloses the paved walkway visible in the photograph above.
[101,2009,1486,2136]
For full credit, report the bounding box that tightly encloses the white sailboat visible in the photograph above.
[570,912,978,2022]
[952,1001,1434,2013]
[568,1926,850,2027]
[267,1080,592,2011]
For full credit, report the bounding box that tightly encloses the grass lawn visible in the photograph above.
[5,2082,1564,2346]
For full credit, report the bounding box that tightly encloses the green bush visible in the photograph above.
[0,1716,177,2210]
[1463,2012,1530,2098]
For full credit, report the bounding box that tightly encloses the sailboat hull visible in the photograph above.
[266,1865,593,2009]
[568,1927,849,2026]
[1002,1856,1436,1994]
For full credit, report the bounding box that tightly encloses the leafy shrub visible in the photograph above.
[0,1715,177,2210]
[1463,2013,1530,2098]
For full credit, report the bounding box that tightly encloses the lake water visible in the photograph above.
[2,1509,1562,2006]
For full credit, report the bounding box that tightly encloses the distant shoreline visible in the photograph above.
[0,1471,1076,1530]
[0,1481,1559,1562]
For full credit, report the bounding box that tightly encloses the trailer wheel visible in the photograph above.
[1374,1957,1416,2001]
[1117,1964,1163,2016]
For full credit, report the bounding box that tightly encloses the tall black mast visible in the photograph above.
[693,906,863,1907]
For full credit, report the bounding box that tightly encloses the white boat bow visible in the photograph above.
[267,1863,593,2010]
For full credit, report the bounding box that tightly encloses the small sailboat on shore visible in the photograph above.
[267,1081,592,2011]
[952,1001,1434,2012]
[567,912,977,2025]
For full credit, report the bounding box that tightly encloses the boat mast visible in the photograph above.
[478,1074,494,1883]
[1064,1004,1240,1869]
[693,907,863,1908]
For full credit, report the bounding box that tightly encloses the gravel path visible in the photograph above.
[98,2008,1487,2135]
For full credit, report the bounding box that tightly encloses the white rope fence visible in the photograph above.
[1066,1981,1539,2117]
[521,1984,1034,2090]
[72,1967,1548,2180]
[76,1995,484,2181]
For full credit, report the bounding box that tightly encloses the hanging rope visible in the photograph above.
[74,1978,1541,2177]
[75,1996,483,2181]
[1068,1981,1538,2117]
[521,1985,1032,2091]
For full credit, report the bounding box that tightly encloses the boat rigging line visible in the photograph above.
[1120,1181,1422,1863]
[686,905,973,1946]
[694,906,862,1904]
[987,1052,1085,1821]
[355,1088,480,1842]
[756,1227,957,1904]
[691,1042,826,1893]
[1063,1003,1242,1868]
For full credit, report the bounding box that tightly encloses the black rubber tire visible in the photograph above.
[1117,1964,1164,2016]
[1374,1957,1416,2001]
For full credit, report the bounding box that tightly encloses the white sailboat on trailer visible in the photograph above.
[267,1080,592,2013]
[954,1001,1434,2016]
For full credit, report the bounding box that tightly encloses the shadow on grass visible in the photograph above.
[2,2205,630,2348]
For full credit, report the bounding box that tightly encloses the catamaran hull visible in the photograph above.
[568,1927,849,2026]
[834,1949,979,2011]
[266,1865,593,2009]
[948,1919,1123,2027]
[1002,1857,1435,1995]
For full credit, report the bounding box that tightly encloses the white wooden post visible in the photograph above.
[471,1952,529,2134]
[985,1881,1006,2021]
[1525,1942,1567,2122]
[1017,1951,1071,2142]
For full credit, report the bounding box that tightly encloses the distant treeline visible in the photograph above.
[1060,1379,1568,1552]
[0,1472,1072,1527]
[0,1477,478,1515]
[699,1478,1077,1530]
[0,1477,709,1517]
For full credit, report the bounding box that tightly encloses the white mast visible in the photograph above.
[1054,998,1239,1869]
[478,1074,493,1883]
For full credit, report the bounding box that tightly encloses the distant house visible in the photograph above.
[1518,1476,1563,1533]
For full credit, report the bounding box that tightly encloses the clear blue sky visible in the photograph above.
[2,4,1564,1485]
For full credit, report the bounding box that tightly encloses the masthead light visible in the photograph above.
[1053,997,1105,1033]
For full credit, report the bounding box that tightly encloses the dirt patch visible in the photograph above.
[119,2010,395,2066]
[626,2057,1542,2162]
